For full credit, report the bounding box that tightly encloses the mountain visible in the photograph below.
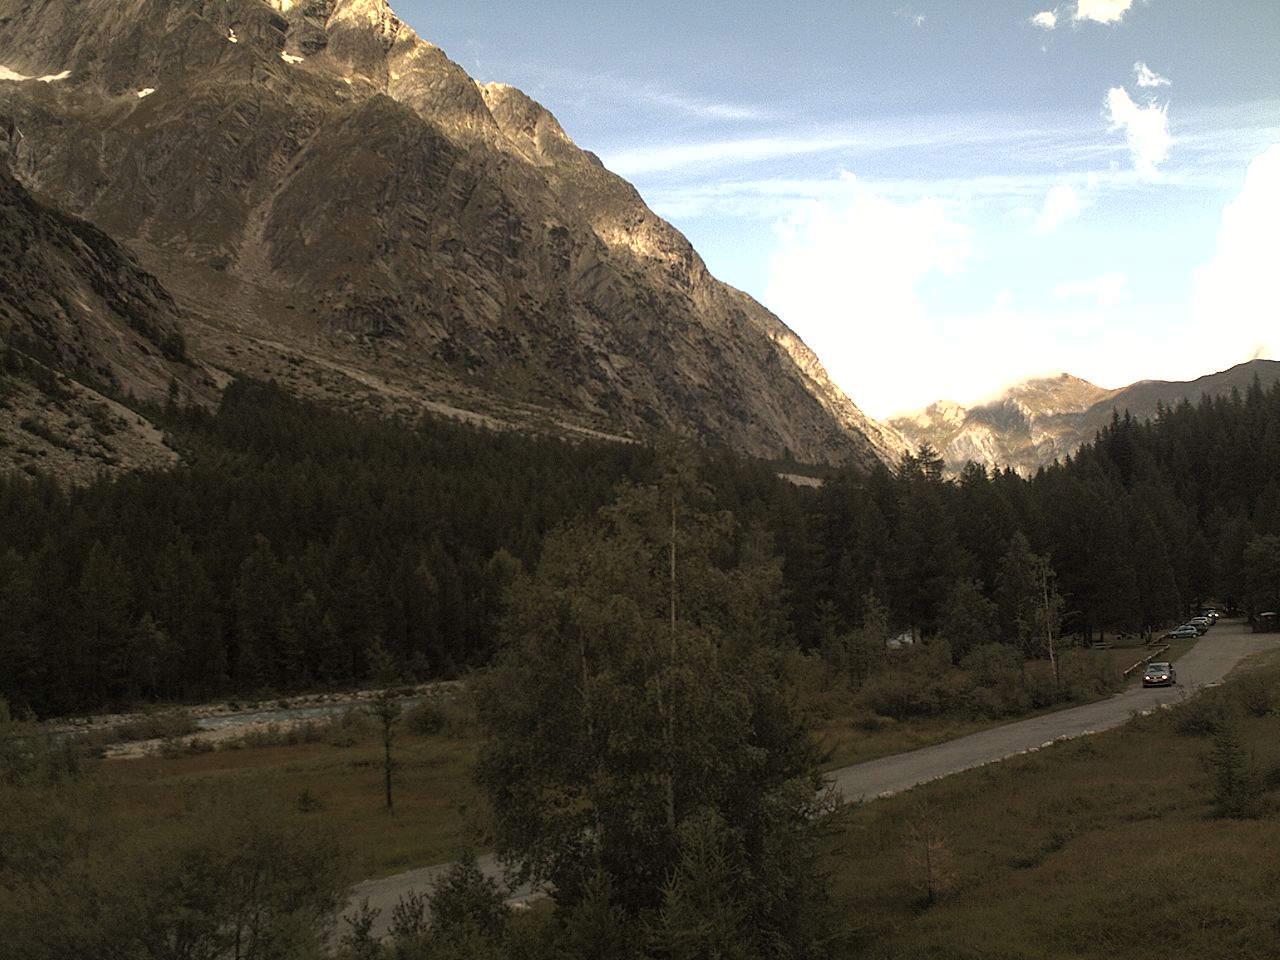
[0,0,908,475]
[891,360,1280,475]
[0,165,226,482]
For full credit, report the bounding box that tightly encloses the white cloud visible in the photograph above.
[1031,10,1059,30]
[1134,62,1170,88]
[604,109,1116,179]
[632,85,767,122]
[1074,0,1139,25]
[1105,86,1171,175]
[1193,144,1280,369]
[1053,271,1128,308]
[1036,183,1084,233]
[762,175,972,418]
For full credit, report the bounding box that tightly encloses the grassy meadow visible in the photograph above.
[827,653,1280,959]
[79,641,1280,958]
[97,702,488,880]
[94,638,1192,877]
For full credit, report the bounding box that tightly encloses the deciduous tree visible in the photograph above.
[474,457,836,955]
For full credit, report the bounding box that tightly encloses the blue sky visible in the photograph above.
[393,0,1280,418]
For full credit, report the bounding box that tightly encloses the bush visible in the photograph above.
[962,683,1029,720]
[104,711,198,744]
[1204,720,1265,818]
[158,736,215,759]
[403,699,472,738]
[320,708,374,747]
[1173,690,1233,737]
[1234,672,1277,718]
[958,644,1030,718]
[404,701,449,735]
[960,644,1022,687]
[856,670,946,720]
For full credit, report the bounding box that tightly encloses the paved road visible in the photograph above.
[345,620,1278,934]
[831,619,1276,801]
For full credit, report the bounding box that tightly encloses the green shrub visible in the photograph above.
[93,711,198,747]
[404,701,448,735]
[1233,673,1277,718]
[1204,720,1265,818]
[1173,690,1233,737]
[856,670,945,720]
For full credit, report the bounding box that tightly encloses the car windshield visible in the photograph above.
[1147,664,1169,671]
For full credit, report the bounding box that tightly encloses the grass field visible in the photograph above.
[825,654,1280,959]
[93,640,1197,887]
[97,709,488,880]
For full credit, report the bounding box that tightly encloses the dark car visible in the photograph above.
[1142,661,1177,687]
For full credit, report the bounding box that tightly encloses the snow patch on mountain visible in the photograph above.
[0,65,71,82]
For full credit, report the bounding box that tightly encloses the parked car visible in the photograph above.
[1184,620,1210,635]
[1163,624,1199,639]
[1143,662,1177,687]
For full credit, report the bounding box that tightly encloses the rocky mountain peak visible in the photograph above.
[892,361,1280,475]
[902,399,965,430]
[480,82,578,165]
[1000,372,1104,417]
[1,0,906,472]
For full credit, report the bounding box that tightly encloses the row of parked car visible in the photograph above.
[1144,613,1219,687]
[1162,611,1218,641]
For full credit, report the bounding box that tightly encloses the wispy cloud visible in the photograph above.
[1134,61,1170,88]
[1053,271,1128,307]
[1030,10,1059,30]
[605,135,867,177]
[1036,183,1085,233]
[603,111,1113,178]
[493,62,770,125]
[630,85,768,122]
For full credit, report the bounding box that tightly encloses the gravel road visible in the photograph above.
[343,620,1278,936]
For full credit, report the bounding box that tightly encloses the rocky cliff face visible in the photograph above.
[0,166,223,481]
[891,362,1280,475]
[0,0,907,470]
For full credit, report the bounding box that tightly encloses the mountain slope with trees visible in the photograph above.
[3,374,1278,718]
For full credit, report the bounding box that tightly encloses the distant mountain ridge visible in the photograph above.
[0,0,908,476]
[891,360,1280,475]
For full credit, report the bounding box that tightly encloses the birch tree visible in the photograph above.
[474,452,836,955]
